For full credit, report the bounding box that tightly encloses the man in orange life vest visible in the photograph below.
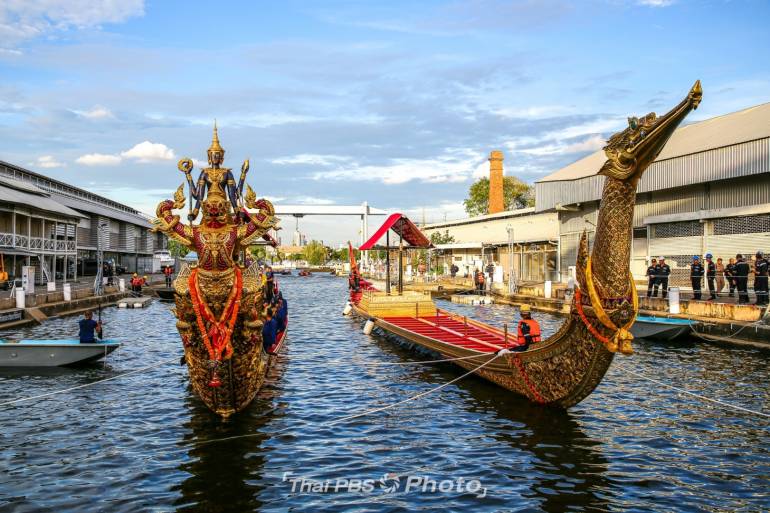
[513,304,541,352]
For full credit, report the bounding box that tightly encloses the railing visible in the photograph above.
[0,230,143,254]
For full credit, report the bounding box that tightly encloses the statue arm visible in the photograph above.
[152,184,193,247]
[237,186,278,248]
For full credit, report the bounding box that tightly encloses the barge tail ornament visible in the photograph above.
[152,124,282,417]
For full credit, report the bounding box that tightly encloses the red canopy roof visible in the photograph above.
[359,213,432,250]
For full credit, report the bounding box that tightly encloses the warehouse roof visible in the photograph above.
[0,159,152,227]
[538,102,770,183]
[0,175,86,219]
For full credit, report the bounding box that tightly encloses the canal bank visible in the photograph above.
[370,278,770,349]
[0,274,169,329]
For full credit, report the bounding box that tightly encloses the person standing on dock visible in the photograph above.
[716,258,726,297]
[475,269,485,294]
[735,254,750,304]
[513,304,540,352]
[78,310,102,343]
[163,265,173,288]
[485,262,495,293]
[656,257,671,298]
[646,258,658,297]
[754,251,768,306]
[725,258,737,297]
[690,255,704,300]
[450,263,458,280]
[705,253,717,301]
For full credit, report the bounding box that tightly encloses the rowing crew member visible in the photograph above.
[79,310,102,343]
[513,304,541,352]
[262,306,278,354]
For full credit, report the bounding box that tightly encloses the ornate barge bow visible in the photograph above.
[153,125,280,416]
[489,81,703,407]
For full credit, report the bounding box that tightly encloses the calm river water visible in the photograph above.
[1,275,768,512]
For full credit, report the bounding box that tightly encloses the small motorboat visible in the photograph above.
[631,315,698,340]
[0,339,120,367]
[155,286,176,302]
[279,269,292,276]
[298,269,312,277]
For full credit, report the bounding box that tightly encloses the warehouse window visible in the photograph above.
[652,221,703,238]
[713,215,770,235]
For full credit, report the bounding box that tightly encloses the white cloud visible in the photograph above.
[289,196,336,205]
[517,134,607,156]
[0,1,145,49]
[637,0,674,6]
[75,105,114,119]
[76,153,122,166]
[75,140,176,167]
[545,117,622,141]
[493,105,574,119]
[272,154,353,166]
[31,155,65,168]
[312,148,486,185]
[400,201,467,224]
[120,141,175,162]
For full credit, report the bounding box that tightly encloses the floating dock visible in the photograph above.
[117,296,153,309]
[450,294,494,305]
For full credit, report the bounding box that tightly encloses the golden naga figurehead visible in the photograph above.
[600,80,703,182]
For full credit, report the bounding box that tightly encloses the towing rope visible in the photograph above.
[623,367,770,419]
[0,358,177,407]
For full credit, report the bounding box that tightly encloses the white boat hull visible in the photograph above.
[631,316,697,340]
[0,340,120,367]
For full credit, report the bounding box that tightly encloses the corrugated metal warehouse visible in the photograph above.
[424,102,770,287]
[537,102,770,285]
[0,160,167,283]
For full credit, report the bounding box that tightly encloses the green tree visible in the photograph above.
[430,230,456,245]
[249,245,267,261]
[463,176,534,217]
[167,239,189,258]
[302,241,328,265]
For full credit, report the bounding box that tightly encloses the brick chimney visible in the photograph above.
[488,150,504,214]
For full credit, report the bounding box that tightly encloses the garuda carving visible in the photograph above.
[152,124,279,416]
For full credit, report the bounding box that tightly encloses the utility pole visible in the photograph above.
[507,224,516,295]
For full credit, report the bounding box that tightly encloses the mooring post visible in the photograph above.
[464,316,468,337]
[504,323,508,346]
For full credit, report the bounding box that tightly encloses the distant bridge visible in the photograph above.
[265,202,388,263]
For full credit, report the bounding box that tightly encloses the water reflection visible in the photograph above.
[173,352,289,512]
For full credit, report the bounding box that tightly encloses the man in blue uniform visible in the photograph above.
[656,257,671,298]
[690,256,704,300]
[262,307,278,353]
[755,251,769,306]
[735,254,750,305]
[646,258,658,298]
[705,253,717,301]
[78,310,102,343]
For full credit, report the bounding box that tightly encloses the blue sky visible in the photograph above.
[1,0,768,244]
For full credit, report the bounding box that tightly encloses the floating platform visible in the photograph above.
[450,294,494,305]
[117,296,153,309]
